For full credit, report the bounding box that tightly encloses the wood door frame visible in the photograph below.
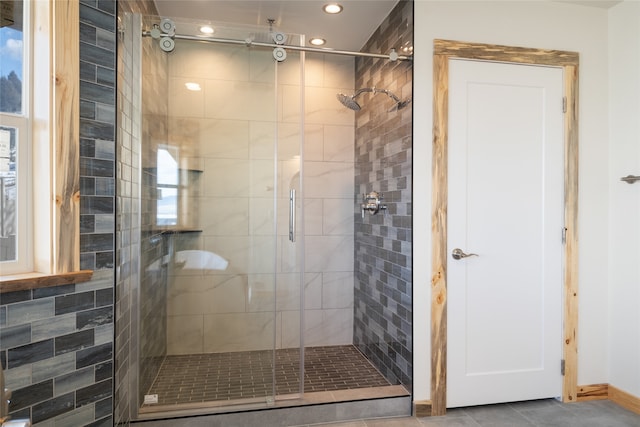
[431,39,579,416]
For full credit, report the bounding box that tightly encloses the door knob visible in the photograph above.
[451,248,478,260]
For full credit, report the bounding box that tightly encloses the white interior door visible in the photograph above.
[447,59,564,408]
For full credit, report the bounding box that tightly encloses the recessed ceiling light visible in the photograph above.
[199,25,214,35]
[323,3,343,14]
[185,82,201,91]
[310,38,326,46]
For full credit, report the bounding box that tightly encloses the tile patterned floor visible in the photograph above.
[143,345,393,407]
[294,399,640,427]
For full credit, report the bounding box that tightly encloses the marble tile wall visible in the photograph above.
[353,0,414,389]
[163,38,356,354]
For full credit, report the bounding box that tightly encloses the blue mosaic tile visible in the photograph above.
[81,99,96,119]
[32,392,75,424]
[81,158,115,178]
[55,329,95,356]
[97,66,115,86]
[31,315,76,343]
[77,306,112,330]
[80,22,97,44]
[8,340,54,369]
[0,324,31,350]
[80,81,114,104]
[80,60,97,82]
[54,367,95,396]
[95,251,114,269]
[80,42,114,69]
[94,397,112,419]
[76,342,112,369]
[76,378,112,407]
[80,233,114,252]
[80,196,114,214]
[55,291,95,316]
[7,299,55,325]
[80,3,116,33]
[0,290,32,305]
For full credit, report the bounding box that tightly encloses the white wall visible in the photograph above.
[413,0,611,400]
[608,0,640,398]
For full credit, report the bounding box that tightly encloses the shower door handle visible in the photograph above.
[289,189,296,242]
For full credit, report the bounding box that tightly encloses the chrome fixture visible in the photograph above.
[149,18,176,52]
[289,189,296,242]
[620,174,640,184]
[337,87,412,112]
[361,191,387,218]
[142,24,412,62]
[451,248,479,260]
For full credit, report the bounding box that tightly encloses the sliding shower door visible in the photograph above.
[136,15,305,416]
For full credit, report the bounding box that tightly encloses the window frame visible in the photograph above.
[0,0,32,275]
[0,0,82,281]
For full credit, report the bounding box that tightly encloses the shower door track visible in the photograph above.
[142,31,413,61]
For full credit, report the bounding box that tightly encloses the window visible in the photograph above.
[156,146,180,226]
[0,0,31,274]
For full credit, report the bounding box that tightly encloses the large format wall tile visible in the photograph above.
[165,41,355,355]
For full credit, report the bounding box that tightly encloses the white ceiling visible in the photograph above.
[558,1,622,8]
[152,0,399,52]
[153,1,623,53]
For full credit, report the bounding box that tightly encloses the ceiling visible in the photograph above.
[153,1,623,53]
[152,0,399,52]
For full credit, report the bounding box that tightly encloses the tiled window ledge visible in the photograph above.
[0,270,93,294]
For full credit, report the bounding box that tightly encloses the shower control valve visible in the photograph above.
[361,191,387,218]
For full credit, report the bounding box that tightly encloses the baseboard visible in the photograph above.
[609,385,640,415]
[413,400,432,417]
[416,385,639,417]
[577,383,609,401]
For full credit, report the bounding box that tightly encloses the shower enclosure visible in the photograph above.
[119,11,410,421]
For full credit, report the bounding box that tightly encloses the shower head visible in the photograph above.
[337,93,362,111]
[337,87,411,112]
[388,97,412,112]
[336,87,376,111]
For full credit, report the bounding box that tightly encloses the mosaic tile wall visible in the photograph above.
[79,0,117,273]
[353,0,414,389]
[0,1,117,426]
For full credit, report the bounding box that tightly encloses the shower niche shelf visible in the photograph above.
[159,228,202,234]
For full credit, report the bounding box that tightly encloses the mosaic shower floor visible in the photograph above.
[143,345,396,407]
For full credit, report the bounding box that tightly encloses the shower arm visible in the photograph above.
[141,30,413,62]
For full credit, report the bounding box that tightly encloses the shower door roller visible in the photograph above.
[160,37,175,52]
[273,47,287,62]
[271,31,287,44]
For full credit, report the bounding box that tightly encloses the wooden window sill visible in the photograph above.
[0,270,93,294]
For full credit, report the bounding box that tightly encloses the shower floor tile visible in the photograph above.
[143,345,394,407]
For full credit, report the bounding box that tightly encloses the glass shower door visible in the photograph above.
[136,15,305,415]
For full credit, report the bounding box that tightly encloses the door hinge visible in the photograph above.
[562,97,567,113]
[561,359,566,376]
[562,227,567,244]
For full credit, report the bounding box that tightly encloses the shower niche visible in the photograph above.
[124,10,411,422]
